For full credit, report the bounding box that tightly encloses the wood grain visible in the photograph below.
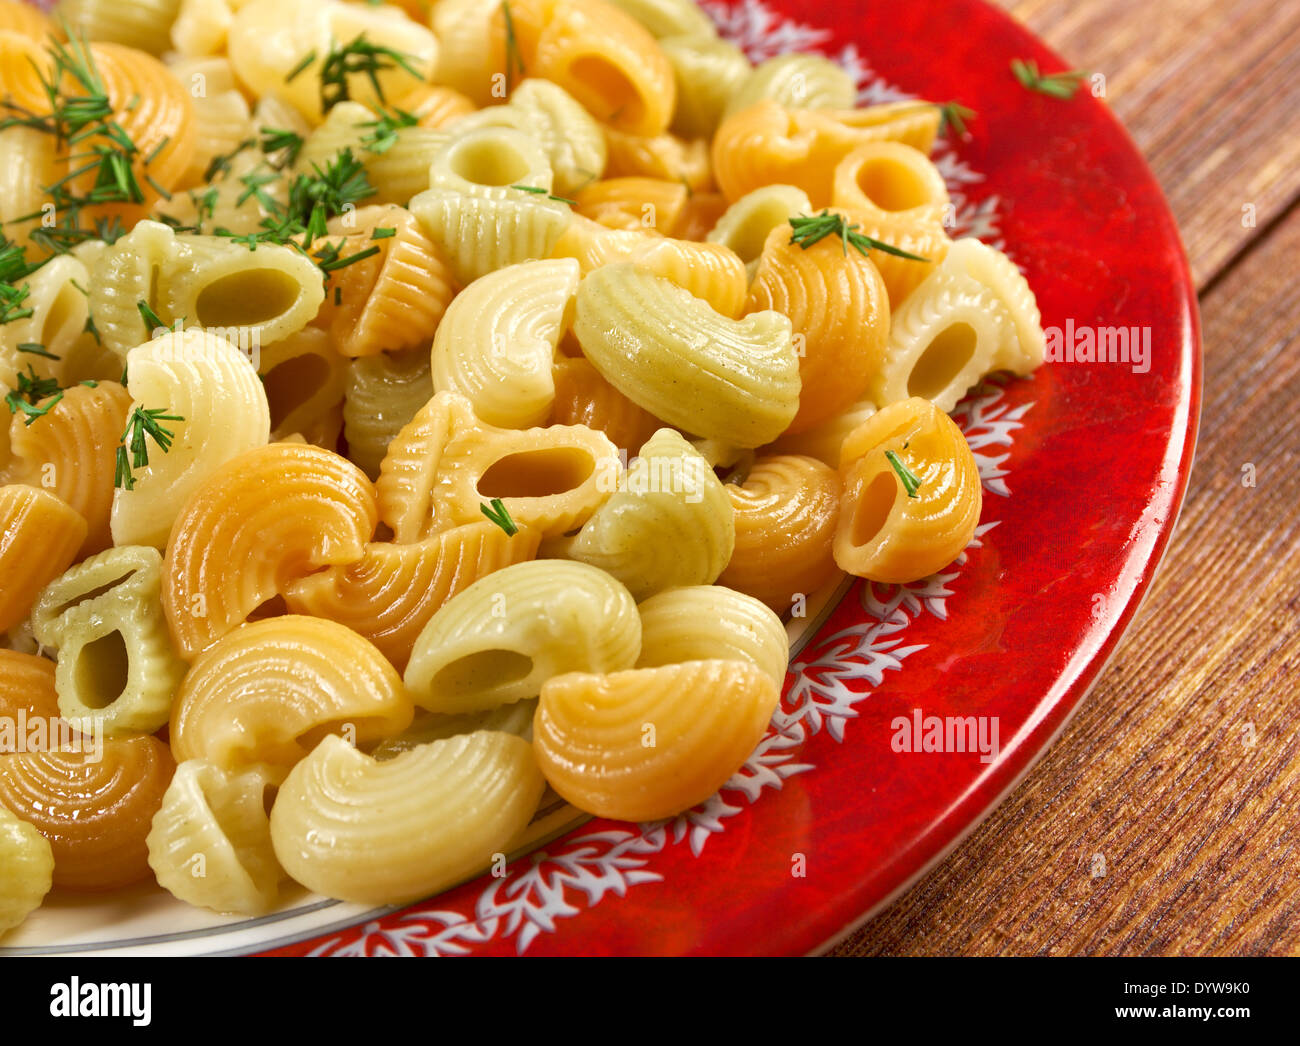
[828,0,1300,957]
[992,0,1300,287]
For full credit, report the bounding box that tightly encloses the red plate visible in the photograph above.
[14,0,1199,957]
[261,0,1199,956]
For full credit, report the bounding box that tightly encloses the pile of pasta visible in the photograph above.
[0,0,1045,930]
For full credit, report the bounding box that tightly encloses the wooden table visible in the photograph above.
[830,0,1300,956]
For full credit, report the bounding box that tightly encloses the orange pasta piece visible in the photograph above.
[550,357,663,458]
[575,177,689,236]
[0,651,60,727]
[7,383,133,558]
[0,485,87,633]
[0,1,52,41]
[712,100,940,206]
[744,221,890,433]
[832,140,950,227]
[395,82,478,129]
[162,443,378,660]
[603,125,713,191]
[718,455,842,613]
[840,207,951,307]
[0,734,175,891]
[676,191,729,242]
[313,205,457,358]
[283,521,542,670]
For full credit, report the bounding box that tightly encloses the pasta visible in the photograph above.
[722,52,857,120]
[660,35,751,139]
[31,544,188,737]
[549,356,662,458]
[635,586,790,686]
[834,397,982,583]
[343,348,436,481]
[0,805,54,934]
[169,615,413,770]
[57,0,185,57]
[533,660,780,821]
[257,328,347,447]
[573,263,800,447]
[430,258,580,429]
[832,141,951,227]
[404,559,641,714]
[0,485,87,634]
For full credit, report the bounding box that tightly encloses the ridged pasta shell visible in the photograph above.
[0,805,54,932]
[282,521,542,671]
[371,699,539,761]
[0,650,60,727]
[270,731,545,905]
[533,659,780,821]
[832,141,951,228]
[0,485,87,633]
[170,615,413,770]
[636,586,789,686]
[343,348,435,481]
[549,357,663,459]
[162,443,378,659]
[834,397,982,583]
[405,559,641,714]
[259,328,347,448]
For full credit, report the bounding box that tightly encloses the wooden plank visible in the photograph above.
[829,205,1300,956]
[992,0,1300,287]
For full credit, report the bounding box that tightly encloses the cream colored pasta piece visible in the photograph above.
[868,270,1016,413]
[270,731,545,905]
[258,329,347,448]
[832,141,950,227]
[56,0,185,56]
[433,417,621,537]
[565,428,733,600]
[160,234,326,351]
[111,329,271,549]
[930,238,1047,374]
[167,57,254,190]
[834,397,982,584]
[170,0,241,57]
[171,615,413,770]
[313,205,456,359]
[0,735,175,891]
[717,454,842,612]
[431,0,501,107]
[146,760,283,916]
[0,806,54,934]
[707,185,806,268]
[282,521,542,671]
[573,263,799,447]
[533,659,780,820]
[374,390,479,542]
[0,256,94,385]
[6,383,132,559]
[410,126,573,284]
[0,126,58,252]
[660,35,751,139]
[635,585,789,686]
[227,0,437,124]
[344,348,435,481]
[723,52,857,120]
[605,0,717,39]
[162,443,378,660]
[498,78,608,198]
[431,259,580,429]
[0,486,87,634]
[404,559,641,714]
[32,546,188,738]
[768,394,878,468]
[371,699,538,760]
[86,221,181,357]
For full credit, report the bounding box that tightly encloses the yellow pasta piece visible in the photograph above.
[31,545,188,737]
[282,521,542,671]
[57,0,184,56]
[603,124,713,190]
[375,391,480,543]
[269,731,545,905]
[170,615,413,770]
[0,734,175,891]
[313,205,456,359]
[834,397,982,583]
[712,100,940,206]
[566,427,734,600]
[6,382,132,558]
[162,443,378,660]
[635,586,789,686]
[573,263,799,447]
[146,760,283,916]
[343,348,435,481]
[841,208,952,308]
[0,31,51,117]
[767,393,877,468]
[0,126,59,252]
[431,258,580,430]
[605,0,717,39]
[258,328,347,448]
[705,183,811,267]
[832,141,950,227]
[404,559,641,714]
[745,221,890,434]
[722,52,856,121]
[167,56,253,191]
[434,417,622,537]
[549,356,662,459]
[0,1,53,40]
[575,176,689,236]
[661,35,751,139]
[533,660,779,821]
[718,454,842,612]
[0,486,87,634]
[396,81,478,129]
[371,699,538,760]
[0,805,54,934]
[431,0,505,107]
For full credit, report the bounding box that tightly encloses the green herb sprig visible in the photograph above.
[510,184,576,205]
[935,100,976,138]
[3,366,64,426]
[885,450,923,498]
[317,36,422,112]
[788,210,929,262]
[1011,59,1090,99]
[480,497,519,536]
[359,107,418,154]
[114,406,184,491]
